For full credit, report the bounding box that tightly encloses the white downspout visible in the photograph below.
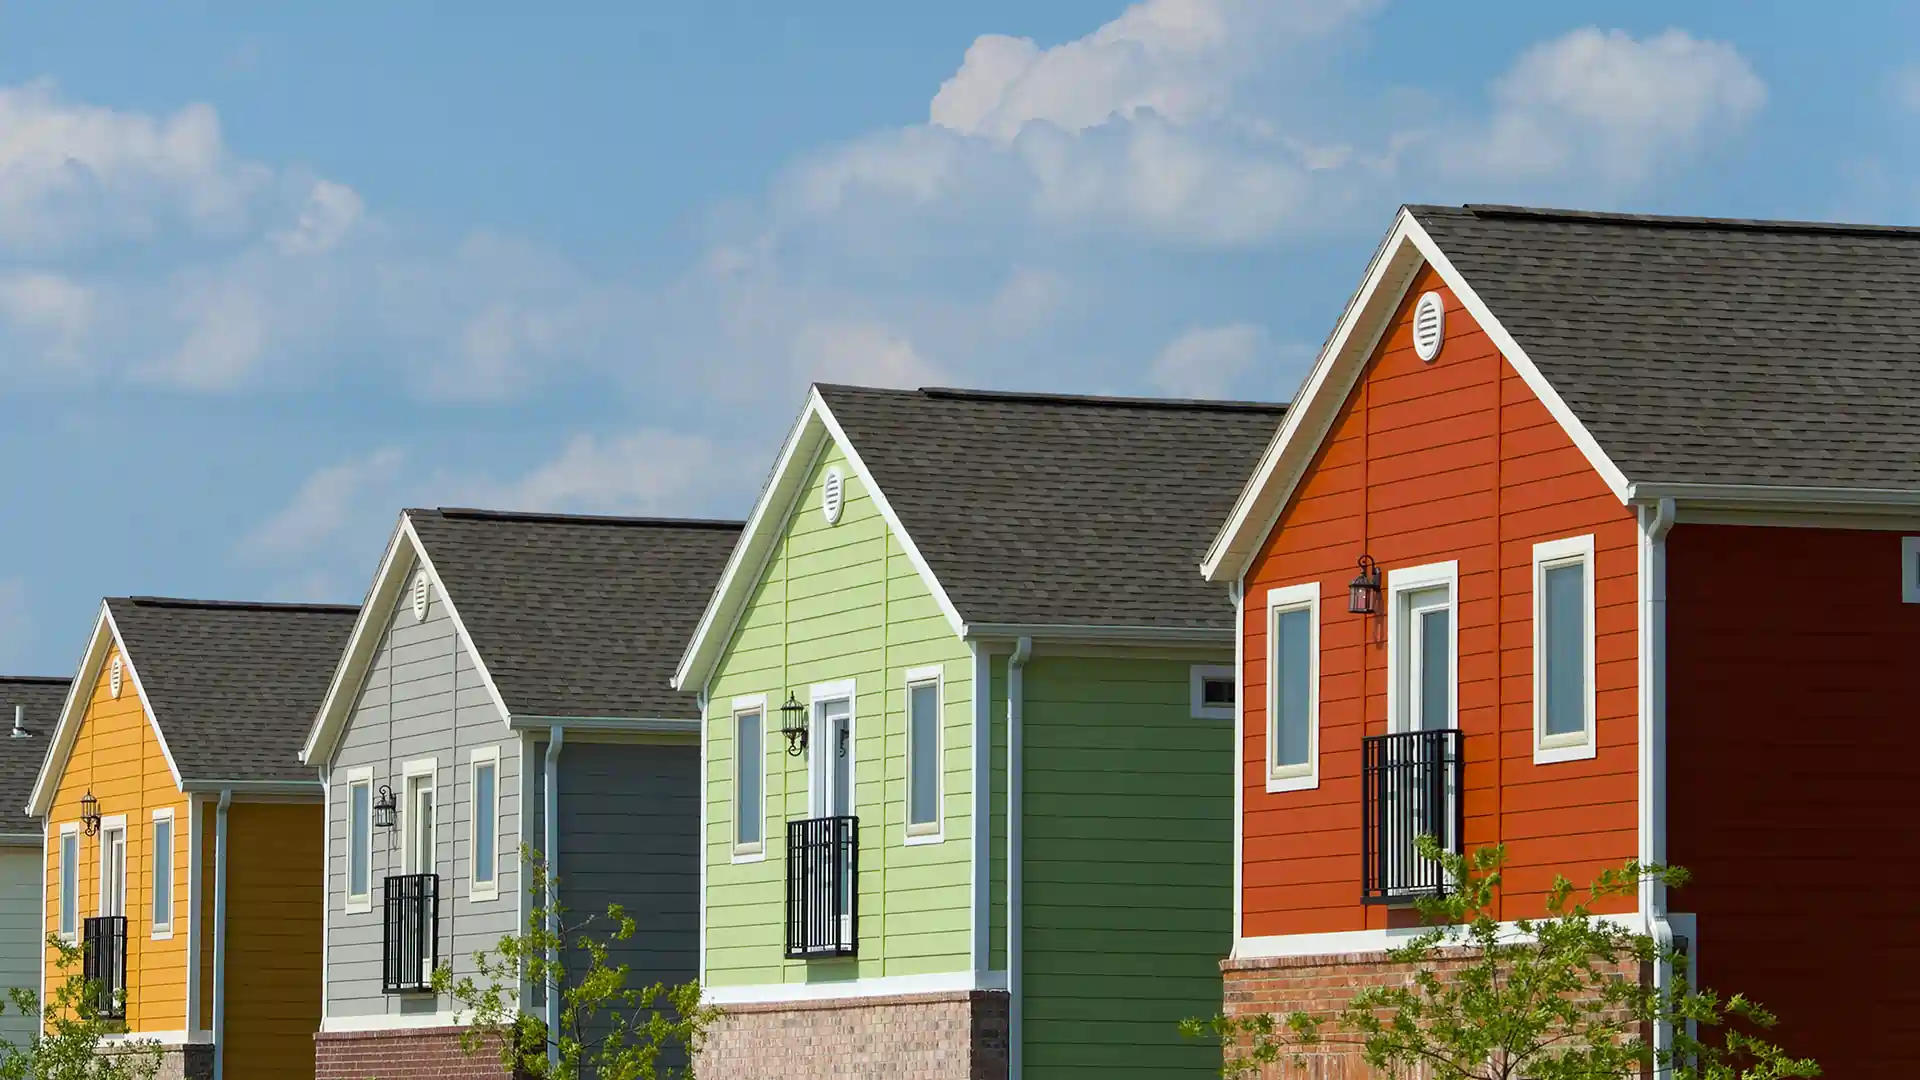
[212,788,232,1080]
[1640,497,1676,1073]
[1006,637,1032,1080]
[544,727,565,1072]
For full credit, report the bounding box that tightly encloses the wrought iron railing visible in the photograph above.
[382,873,439,993]
[82,915,127,1020]
[785,815,858,959]
[1362,729,1464,904]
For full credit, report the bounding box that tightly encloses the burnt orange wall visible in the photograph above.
[1241,265,1639,936]
[1668,524,1920,1077]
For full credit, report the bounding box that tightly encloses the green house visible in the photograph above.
[674,384,1284,1078]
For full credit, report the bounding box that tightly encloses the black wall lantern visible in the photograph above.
[372,784,398,829]
[779,692,810,757]
[78,790,101,837]
[1348,554,1382,615]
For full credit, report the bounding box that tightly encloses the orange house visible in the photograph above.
[1203,204,1920,1076]
[29,597,355,1079]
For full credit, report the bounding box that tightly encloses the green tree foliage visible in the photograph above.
[437,848,717,1080]
[0,935,161,1080]
[1183,840,1820,1080]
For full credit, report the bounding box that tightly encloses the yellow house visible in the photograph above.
[28,597,356,1079]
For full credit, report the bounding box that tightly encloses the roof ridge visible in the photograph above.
[0,675,70,684]
[1430,203,1920,239]
[422,507,746,529]
[121,596,361,614]
[820,383,1287,414]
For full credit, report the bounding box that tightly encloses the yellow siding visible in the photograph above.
[42,644,191,1033]
[221,802,321,1079]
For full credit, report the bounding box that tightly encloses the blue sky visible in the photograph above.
[3,1,1919,674]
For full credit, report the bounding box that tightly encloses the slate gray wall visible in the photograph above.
[0,844,38,1047]
[324,565,523,1022]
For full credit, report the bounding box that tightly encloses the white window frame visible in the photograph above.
[344,767,374,914]
[1265,582,1321,793]
[903,665,945,845]
[1533,535,1598,763]
[1190,665,1236,721]
[730,694,768,863]
[808,678,859,820]
[151,808,176,939]
[1903,536,1920,604]
[401,758,439,878]
[1386,561,1459,735]
[97,814,128,919]
[58,823,80,942]
[468,747,502,902]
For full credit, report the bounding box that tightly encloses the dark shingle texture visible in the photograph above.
[1413,204,1920,491]
[107,598,357,785]
[407,509,742,720]
[0,677,71,829]
[817,386,1286,630]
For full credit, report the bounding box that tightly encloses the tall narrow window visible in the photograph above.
[59,828,79,940]
[470,750,499,900]
[405,768,437,876]
[1534,535,1596,762]
[99,821,126,918]
[1389,563,1457,734]
[906,670,943,840]
[1265,582,1320,792]
[733,704,764,858]
[347,775,372,910]
[151,812,174,937]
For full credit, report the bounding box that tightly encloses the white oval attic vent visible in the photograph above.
[1412,291,1445,362]
[822,467,845,525]
[110,656,123,699]
[411,570,431,622]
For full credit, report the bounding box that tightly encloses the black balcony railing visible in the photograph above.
[786,815,858,959]
[1362,728,1465,904]
[82,915,127,1020]
[382,873,439,993]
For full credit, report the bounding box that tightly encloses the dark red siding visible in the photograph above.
[1668,524,1920,1077]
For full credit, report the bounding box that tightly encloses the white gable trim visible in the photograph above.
[1201,207,1631,582]
[300,513,513,765]
[673,387,965,694]
[26,604,183,818]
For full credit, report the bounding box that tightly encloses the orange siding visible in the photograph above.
[1241,265,1639,937]
[42,645,192,1032]
[221,801,322,1079]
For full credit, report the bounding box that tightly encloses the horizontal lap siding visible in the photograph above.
[1668,526,1920,1076]
[0,846,38,1046]
[1242,266,1638,937]
[1021,655,1231,1078]
[224,801,322,1078]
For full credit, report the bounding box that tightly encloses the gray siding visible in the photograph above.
[324,566,523,1021]
[0,844,37,1046]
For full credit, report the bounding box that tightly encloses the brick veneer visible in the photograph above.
[315,1025,521,1080]
[696,988,1009,1079]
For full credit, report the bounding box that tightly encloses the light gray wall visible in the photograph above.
[323,565,523,1021]
[0,844,38,1047]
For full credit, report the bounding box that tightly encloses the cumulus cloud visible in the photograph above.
[0,272,95,372]
[792,320,946,389]
[1148,322,1265,398]
[475,430,731,516]
[272,179,365,255]
[238,448,408,562]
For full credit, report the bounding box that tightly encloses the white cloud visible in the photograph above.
[0,272,96,372]
[476,430,730,516]
[1456,28,1766,186]
[273,178,364,255]
[238,448,406,562]
[1148,322,1265,398]
[792,320,946,389]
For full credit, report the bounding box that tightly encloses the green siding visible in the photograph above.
[1020,654,1232,1079]
[704,442,975,987]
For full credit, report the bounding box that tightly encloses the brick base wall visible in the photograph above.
[315,1025,520,1080]
[103,1043,211,1080]
[697,988,1010,1079]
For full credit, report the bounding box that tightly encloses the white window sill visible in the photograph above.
[730,846,766,865]
[904,827,944,847]
[467,885,499,904]
[344,898,372,915]
[152,927,173,941]
[1266,769,1319,794]
[1533,738,1596,765]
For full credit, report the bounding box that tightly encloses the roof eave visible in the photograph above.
[960,621,1233,647]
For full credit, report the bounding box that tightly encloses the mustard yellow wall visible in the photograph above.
[221,801,321,1079]
[43,644,191,1033]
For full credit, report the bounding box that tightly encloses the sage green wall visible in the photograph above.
[1018,652,1233,1079]
[704,442,975,988]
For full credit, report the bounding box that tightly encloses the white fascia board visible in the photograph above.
[27,603,182,816]
[1628,481,1920,512]
[959,622,1232,647]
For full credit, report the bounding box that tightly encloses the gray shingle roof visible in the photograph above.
[816,385,1286,630]
[1411,204,1920,491]
[407,509,743,720]
[107,597,358,786]
[0,677,70,831]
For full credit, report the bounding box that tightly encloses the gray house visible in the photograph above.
[0,676,69,1048]
[300,508,740,1075]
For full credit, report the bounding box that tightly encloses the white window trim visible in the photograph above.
[58,823,80,942]
[97,814,128,919]
[401,757,439,878]
[730,694,769,863]
[1903,536,1920,604]
[903,664,946,846]
[1190,665,1235,721]
[1533,534,1598,763]
[809,678,859,820]
[467,747,502,902]
[151,808,176,939]
[1265,582,1321,793]
[343,767,374,914]
[1385,561,1459,735]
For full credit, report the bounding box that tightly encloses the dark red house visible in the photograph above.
[1202,204,1920,1076]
